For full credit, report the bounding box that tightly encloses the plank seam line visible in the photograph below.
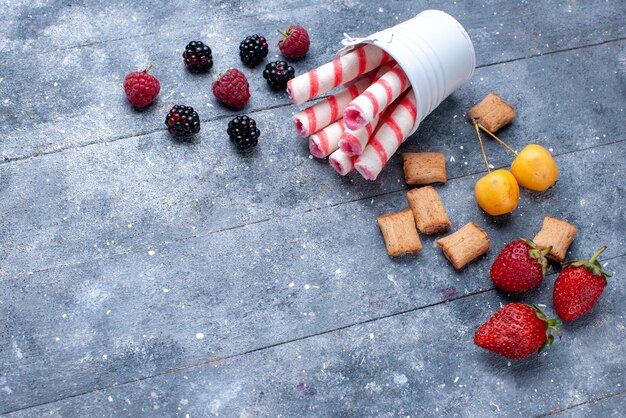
[535,390,625,417]
[0,102,293,166]
[160,136,626,244]
[7,137,625,279]
[13,5,308,57]
[476,36,626,69]
[1,37,625,165]
[3,252,625,415]
[0,288,495,415]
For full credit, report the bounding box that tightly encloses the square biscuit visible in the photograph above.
[406,186,451,235]
[533,216,577,262]
[467,92,516,133]
[402,152,447,186]
[377,209,423,257]
[437,222,490,270]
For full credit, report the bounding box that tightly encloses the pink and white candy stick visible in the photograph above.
[287,44,391,105]
[329,149,355,176]
[335,62,394,155]
[292,61,395,137]
[343,63,410,130]
[354,89,418,180]
[292,76,372,137]
[309,119,346,158]
[338,115,380,157]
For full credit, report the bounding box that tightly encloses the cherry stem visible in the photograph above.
[475,123,491,173]
[477,123,518,156]
[589,246,607,264]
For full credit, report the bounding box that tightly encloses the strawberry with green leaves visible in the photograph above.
[554,246,611,322]
[474,303,561,359]
[490,239,551,292]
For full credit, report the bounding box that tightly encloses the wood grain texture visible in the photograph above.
[5,256,624,417]
[0,0,625,162]
[0,140,623,414]
[0,0,625,416]
[1,41,624,280]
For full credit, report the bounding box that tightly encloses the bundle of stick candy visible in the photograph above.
[288,45,418,181]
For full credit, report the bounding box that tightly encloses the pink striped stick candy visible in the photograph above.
[354,89,418,180]
[309,119,347,159]
[338,115,380,157]
[287,44,391,105]
[334,61,394,155]
[329,149,356,176]
[292,76,372,137]
[343,63,410,131]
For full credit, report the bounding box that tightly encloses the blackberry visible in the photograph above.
[227,115,260,150]
[183,41,213,72]
[239,34,269,67]
[263,61,295,90]
[165,105,201,138]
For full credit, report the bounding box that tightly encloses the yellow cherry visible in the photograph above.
[474,169,520,215]
[510,144,559,191]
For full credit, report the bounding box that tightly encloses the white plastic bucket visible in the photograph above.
[338,10,475,135]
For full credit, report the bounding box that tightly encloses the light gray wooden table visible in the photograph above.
[0,0,624,416]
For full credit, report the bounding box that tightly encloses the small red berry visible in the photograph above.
[278,25,310,61]
[474,303,561,360]
[212,69,251,110]
[554,246,610,322]
[123,65,160,108]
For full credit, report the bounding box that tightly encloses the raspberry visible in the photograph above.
[183,41,213,73]
[123,65,160,108]
[263,61,295,90]
[239,34,269,67]
[227,115,260,150]
[212,69,250,110]
[278,25,310,61]
[165,105,201,138]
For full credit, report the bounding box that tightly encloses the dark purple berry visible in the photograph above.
[165,105,200,138]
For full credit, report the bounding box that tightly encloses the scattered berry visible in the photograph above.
[227,115,260,150]
[164,105,200,138]
[123,65,160,108]
[278,25,310,60]
[263,61,295,91]
[183,41,213,73]
[490,239,551,292]
[474,303,561,360]
[212,69,251,110]
[239,34,269,67]
[554,246,610,322]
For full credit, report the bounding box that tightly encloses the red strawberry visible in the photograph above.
[278,25,310,61]
[212,69,251,110]
[490,239,551,292]
[123,65,160,108]
[474,303,561,359]
[554,246,610,322]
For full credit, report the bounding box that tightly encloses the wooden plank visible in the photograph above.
[4,255,623,417]
[1,1,625,161]
[0,40,624,279]
[2,0,624,57]
[0,0,312,53]
[1,1,625,415]
[0,140,623,413]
